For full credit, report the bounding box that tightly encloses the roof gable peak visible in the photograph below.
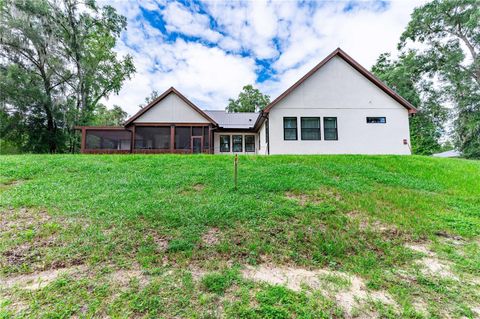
[263,48,416,113]
[124,87,217,126]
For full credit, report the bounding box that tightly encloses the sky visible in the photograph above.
[104,0,425,116]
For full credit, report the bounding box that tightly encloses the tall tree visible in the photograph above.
[399,0,479,158]
[138,89,160,109]
[0,0,135,153]
[90,104,128,126]
[226,85,270,113]
[0,1,70,152]
[372,52,449,155]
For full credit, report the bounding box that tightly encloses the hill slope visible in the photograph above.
[0,154,479,318]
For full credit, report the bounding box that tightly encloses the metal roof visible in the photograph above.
[204,110,260,129]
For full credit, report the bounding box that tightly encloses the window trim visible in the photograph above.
[300,117,321,140]
[323,117,338,141]
[366,117,386,124]
[219,135,230,152]
[283,117,298,140]
[232,135,243,152]
[245,135,255,152]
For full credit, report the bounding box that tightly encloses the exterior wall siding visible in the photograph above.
[133,93,211,124]
[267,56,411,155]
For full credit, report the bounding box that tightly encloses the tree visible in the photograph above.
[0,0,135,153]
[90,104,128,126]
[399,0,479,158]
[226,85,270,112]
[139,90,160,109]
[372,52,449,155]
[0,1,70,152]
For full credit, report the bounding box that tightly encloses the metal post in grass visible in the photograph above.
[234,154,238,191]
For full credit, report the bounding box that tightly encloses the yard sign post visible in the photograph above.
[234,154,238,191]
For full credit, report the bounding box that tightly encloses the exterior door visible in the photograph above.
[192,137,202,153]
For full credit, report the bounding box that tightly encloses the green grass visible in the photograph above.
[0,154,479,318]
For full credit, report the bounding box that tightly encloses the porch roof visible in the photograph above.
[204,110,259,129]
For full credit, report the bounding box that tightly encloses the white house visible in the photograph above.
[77,48,416,155]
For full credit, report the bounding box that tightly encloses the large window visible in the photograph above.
[220,135,230,152]
[301,117,321,140]
[86,130,131,150]
[135,126,170,149]
[283,117,297,140]
[324,117,338,140]
[245,135,255,152]
[175,127,191,149]
[232,135,243,152]
[367,117,386,124]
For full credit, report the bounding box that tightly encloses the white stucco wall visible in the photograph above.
[257,121,268,155]
[268,56,412,155]
[133,92,210,124]
[213,132,258,155]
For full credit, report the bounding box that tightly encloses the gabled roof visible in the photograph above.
[263,48,417,114]
[204,110,259,129]
[124,87,218,126]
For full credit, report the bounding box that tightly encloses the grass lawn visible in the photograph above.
[0,154,479,318]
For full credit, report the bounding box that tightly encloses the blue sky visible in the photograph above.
[104,0,423,115]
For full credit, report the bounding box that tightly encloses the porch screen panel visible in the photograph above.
[192,127,202,136]
[203,127,209,149]
[175,127,191,149]
[134,126,170,149]
[85,130,131,150]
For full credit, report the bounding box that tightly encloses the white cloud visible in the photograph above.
[162,2,222,43]
[104,0,426,115]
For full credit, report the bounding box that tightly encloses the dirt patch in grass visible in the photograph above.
[284,191,327,206]
[201,227,221,247]
[405,243,458,279]
[1,265,87,291]
[0,179,25,190]
[193,183,205,192]
[285,192,310,206]
[108,267,148,288]
[152,234,170,252]
[242,264,396,316]
[0,208,51,232]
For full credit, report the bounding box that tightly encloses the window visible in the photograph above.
[367,117,386,124]
[245,135,255,152]
[175,127,191,149]
[301,117,321,140]
[283,117,297,140]
[135,126,170,149]
[232,135,243,152]
[324,117,338,140]
[220,135,230,152]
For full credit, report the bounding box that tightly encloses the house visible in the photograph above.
[76,48,416,155]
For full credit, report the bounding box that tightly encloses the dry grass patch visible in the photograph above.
[242,264,397,316]
[405,242,459,280]
[1,264,87,291]
[0,207,51,233]
[201,227,221,247]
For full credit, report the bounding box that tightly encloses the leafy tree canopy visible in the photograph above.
[0,0,135,153]
[226,85,270,113]
[399,0,479,158]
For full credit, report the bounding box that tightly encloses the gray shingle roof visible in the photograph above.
[204,110,259,129]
